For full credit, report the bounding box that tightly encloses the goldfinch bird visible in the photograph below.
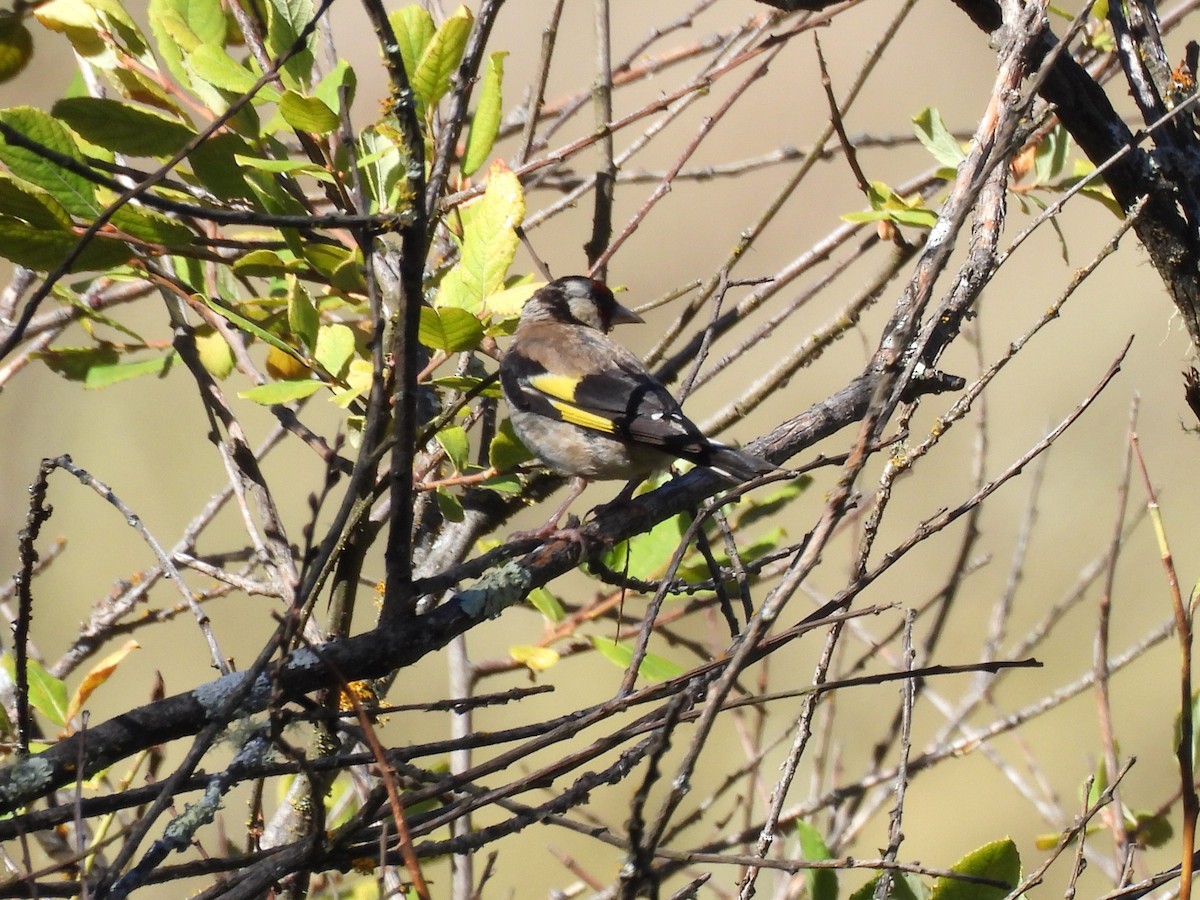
[499,276,774,533]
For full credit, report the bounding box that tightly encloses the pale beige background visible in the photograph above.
[1,1,1197,896]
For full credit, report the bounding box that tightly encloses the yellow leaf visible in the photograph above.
[437,160,525,313]
[510,645,559,672]
[67,639,139,721]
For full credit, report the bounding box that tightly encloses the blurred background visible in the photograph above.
[2,0,1198,896]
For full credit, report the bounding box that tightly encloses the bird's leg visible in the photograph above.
[511,476,590,541]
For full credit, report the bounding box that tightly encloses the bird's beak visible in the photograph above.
[610,302,644,326]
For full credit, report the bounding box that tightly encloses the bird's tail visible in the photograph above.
[703,443,777,483]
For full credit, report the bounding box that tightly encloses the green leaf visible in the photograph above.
[432,374,501,397]
[0,106,98,217]
[238,379,322,404]
[390,5,435,85]
[0,216,133,271]
[287,276,319,351]
[186,43,276,97]
[1032,124,1069,185]
[314,323,355,377]
[1,655,69,727]
[279,90,339,135]
[35,344,118,381]
[147,0,226,89]
[482,279,540,324]
[199,292,300,359]
[418,305,484,352]
[313,59,356,115]
[912,107,966,168]
[0,176,72,230]
[303,242,365,291]
[929,839,1019,900]
[462,50,506,176]
[233,249,298,277]
[527,587,565,621]
[589,636,683,682]
[796,821,838,900]
[411,5,471,109]
[1129,811,1173,849]
[437,161,524,312]
[109,205,194,248]
[436,487,464,522]
[82,352,174,388]
[435,425,470,473]
[847,873,923,900]
[187,132,256,200]
[842,181,938,229]
[479,472,522,494]
[490,418,532,471]
[262,0,314,89]
[52,97,196,156]
[602,505,687,583]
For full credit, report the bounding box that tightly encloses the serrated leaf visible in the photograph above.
[233,248,298,277]
[435,425,470,473]
[0,14,33,83]
[490,418,532,470]
[279,90,339,134]
[262,0,314,88]
[589,636,682,682]
[462,50,506,176]
[438,160,524,312]
[411,5,471,109]
[418,305,484,352]
[527,587,564,621]
[239,378,322,404]
[188,131,256,200]
[286,276,319,350]
[0,106,98,217]
[0,216,132,271]
[0,177,72,230]
[52,97,196,156]
[315,323,355,377]
[109,205,194,247]
[929,839,1019,900]
[66,639,139,722]
[186,43,278,98]
[912,107,966,168]
[303,242,364,290]
[390,5,434,84]
[510,645,559,672]
[796,821,838,900]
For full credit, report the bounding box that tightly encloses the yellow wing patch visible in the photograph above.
[527,372,579,402]
[548,399,616,434]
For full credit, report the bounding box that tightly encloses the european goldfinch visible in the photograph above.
[499,276,774,533]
